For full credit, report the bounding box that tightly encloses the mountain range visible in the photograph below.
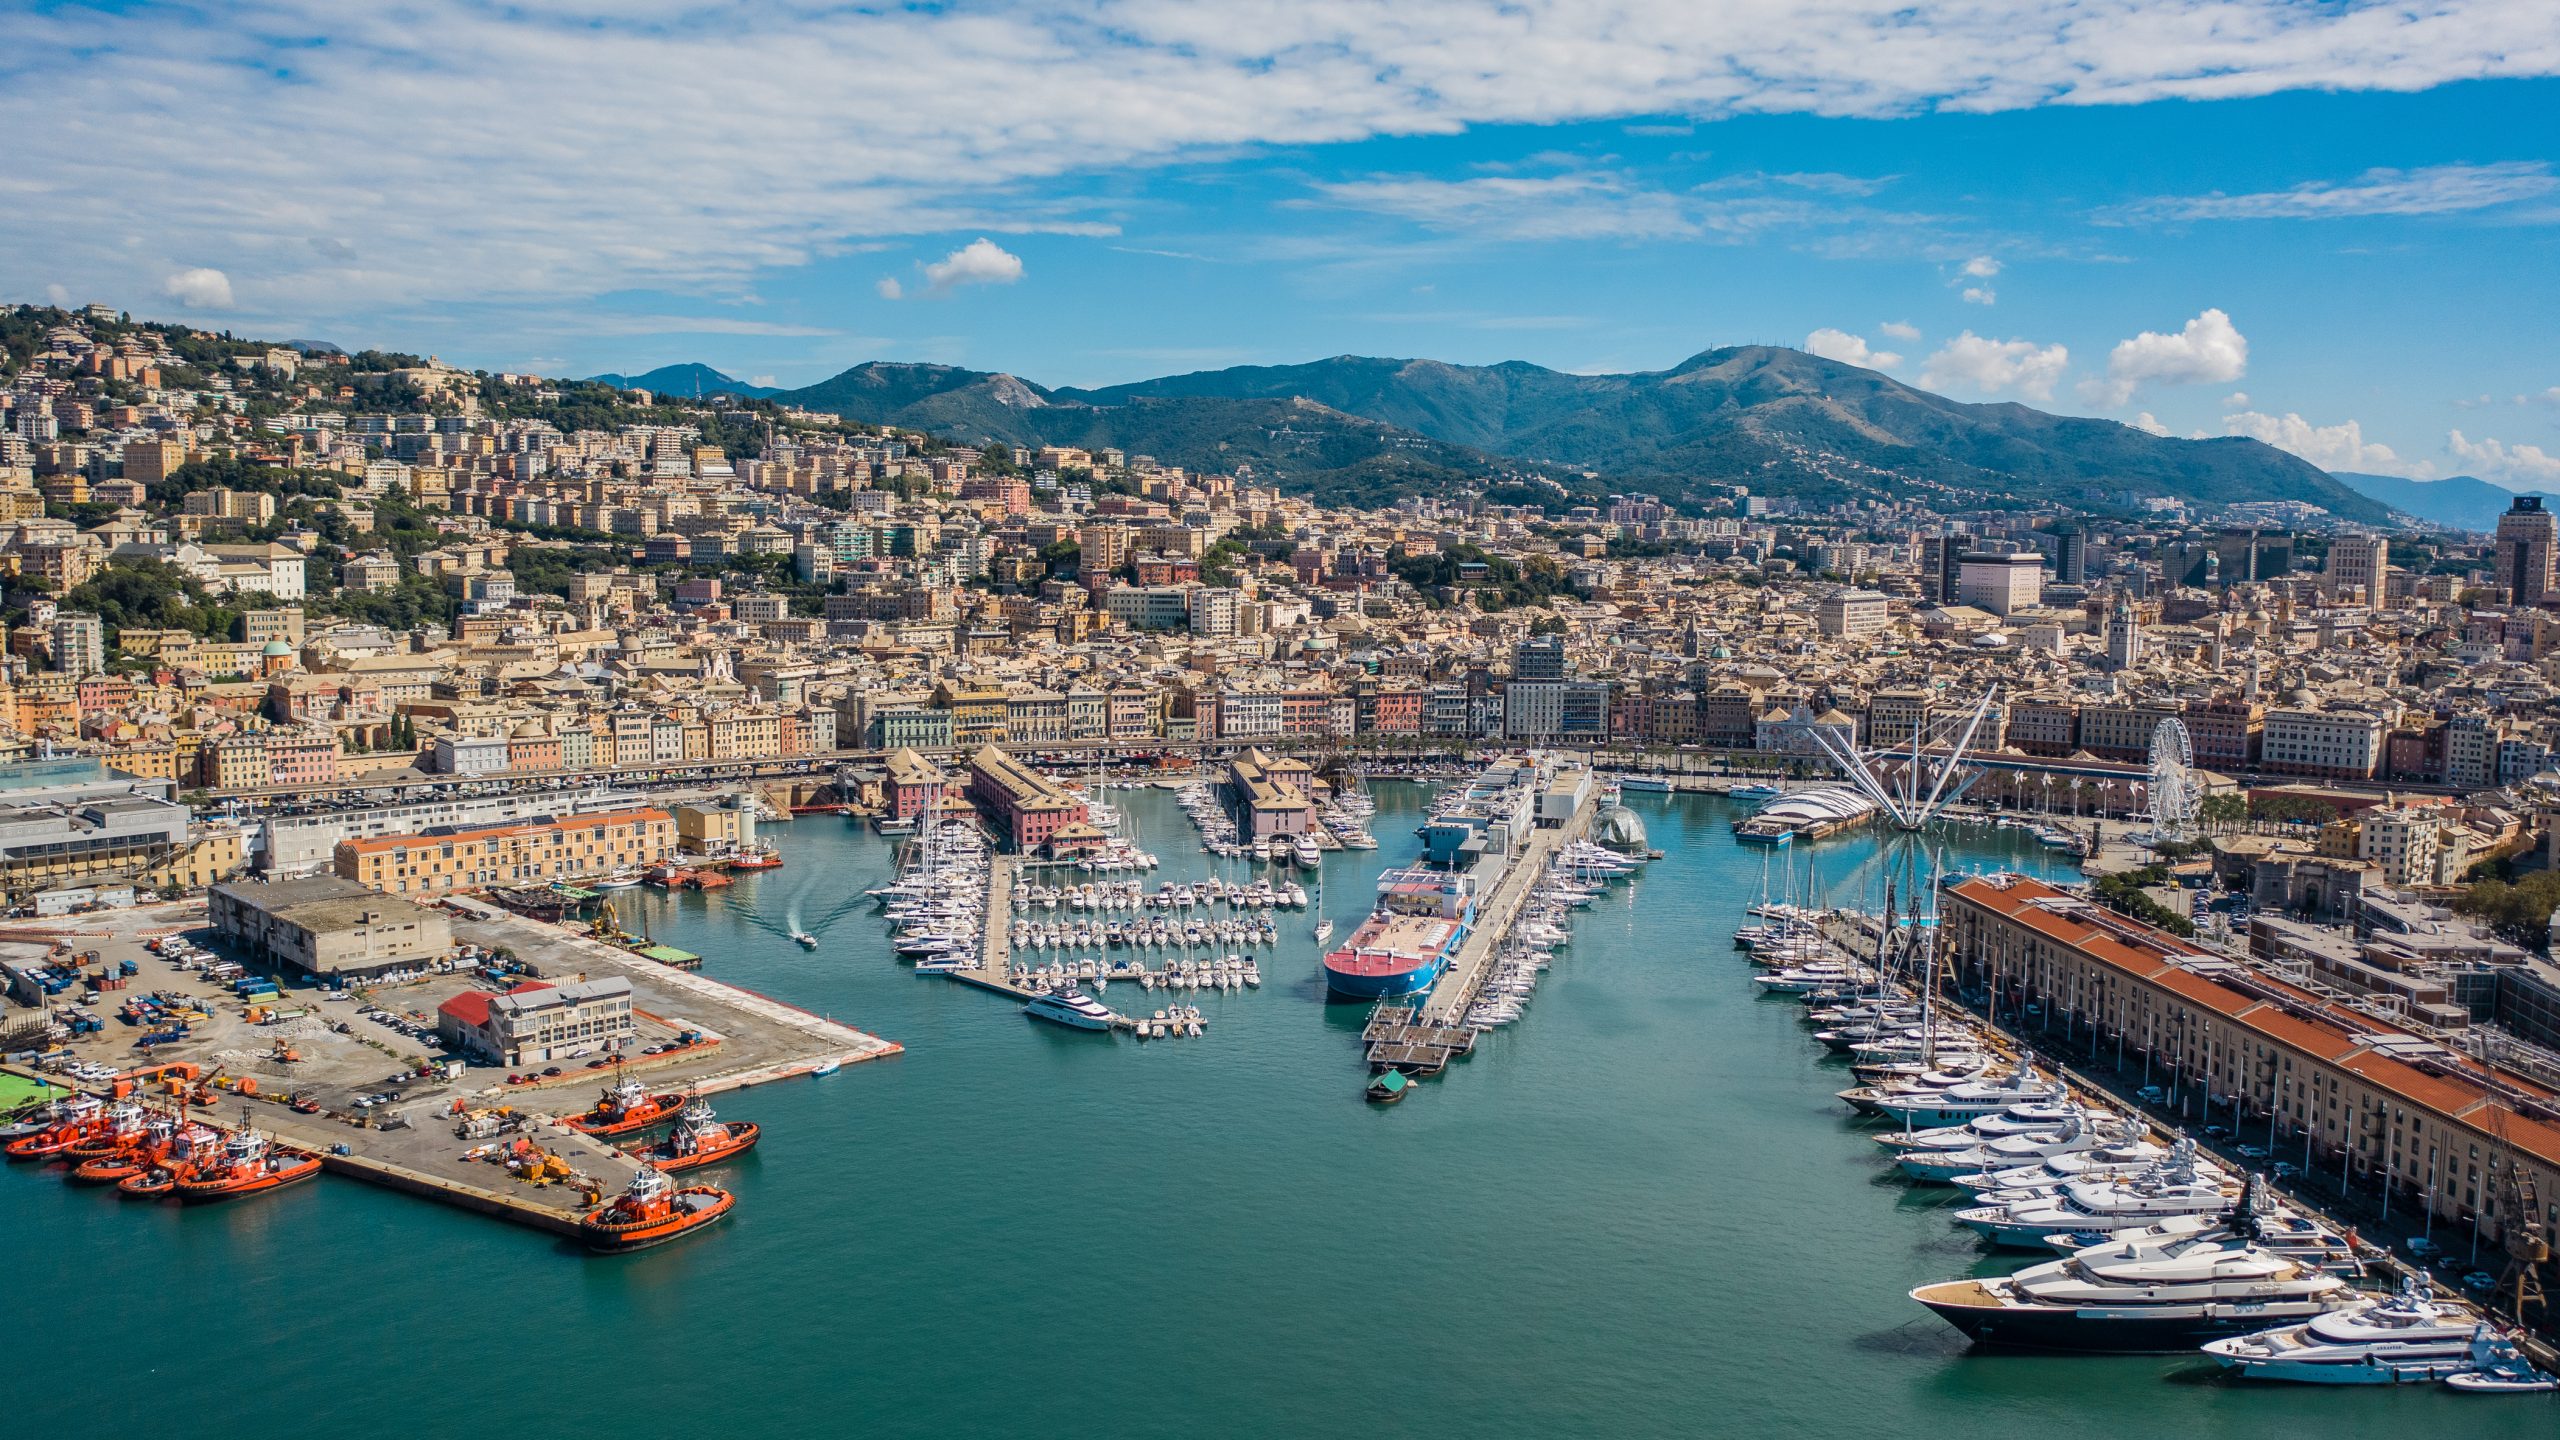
[595,347,2391,521]
[2326,472,2553,533]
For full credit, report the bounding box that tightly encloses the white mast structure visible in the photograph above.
[1787,687,2000,832]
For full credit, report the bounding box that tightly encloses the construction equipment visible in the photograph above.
[2492,1115,2550,1325]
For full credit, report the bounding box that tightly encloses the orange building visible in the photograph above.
[334,807,676,895]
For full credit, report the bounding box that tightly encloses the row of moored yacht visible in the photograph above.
[1016,878,1307,912]
[1454,847,1643,1032]
[1732,901,2552,1392]
[1010,917,1280,951]
[867,817,994,972]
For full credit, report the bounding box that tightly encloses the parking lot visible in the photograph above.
[7,895,892,1127]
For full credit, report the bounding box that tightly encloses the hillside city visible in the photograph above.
[5,297,2560,1087]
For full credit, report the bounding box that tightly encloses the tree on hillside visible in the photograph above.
[63,560,240,643]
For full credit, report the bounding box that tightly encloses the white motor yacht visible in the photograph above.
[1954,1152,2237,1249]
[1845,1070,2066,1126]
[1021,985,1117,1031]
[1897,1114,2132,1184]
[1912,1230,2353,1352]
[2203,1277,2488,1383]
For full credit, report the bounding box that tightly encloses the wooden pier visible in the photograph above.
[1360,1005,1477,1073]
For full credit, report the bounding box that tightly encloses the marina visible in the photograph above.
[5,786,2550,1439]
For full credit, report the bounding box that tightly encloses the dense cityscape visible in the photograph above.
[6,1,2560,1430]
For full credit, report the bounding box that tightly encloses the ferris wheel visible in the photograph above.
[2146,718,2201,842]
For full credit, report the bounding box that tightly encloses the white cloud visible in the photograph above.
[2081,307,2248,407]
[162,267,234,309]
[44,283,71,307]
[1960,255,2001,278]
[2114,162,2559,222]
[1878,320,1921,342]
[2221,410,2428,476]
[2448,430,2560,486]
[2130,412,2169,435]
[1960,286,1996,305]
[748,374,778,388]
[2223,391,2250,406]
[1804,327,1900,370]
[875,277,905,301]
[1919,332,2070,403]
[920,238,1025,294]
[3,0,2550,328]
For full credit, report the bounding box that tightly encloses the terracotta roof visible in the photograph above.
[1953,874,2560,1170]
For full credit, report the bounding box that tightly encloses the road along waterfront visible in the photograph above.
[6,786,2546,1439]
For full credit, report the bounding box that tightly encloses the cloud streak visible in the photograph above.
[2110,161,2560,222]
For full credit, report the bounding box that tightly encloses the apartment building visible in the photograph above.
[2260,708,2385,781]
[332,807,676,894]
[1816,588,1889,640]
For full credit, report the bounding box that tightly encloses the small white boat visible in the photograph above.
[594,869,643,890]
[810,1060,840,1077]
[2446,1328,2560,1392]
[791,930,818,949]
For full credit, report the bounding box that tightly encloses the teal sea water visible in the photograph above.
[9,787,2546,1439]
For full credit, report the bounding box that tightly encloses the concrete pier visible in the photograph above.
[1418,787,1596,1028]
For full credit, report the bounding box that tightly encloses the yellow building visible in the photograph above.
[105,743,184,784]
[934,682,1009,747]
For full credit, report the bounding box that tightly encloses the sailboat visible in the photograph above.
[1311,867,1333,945]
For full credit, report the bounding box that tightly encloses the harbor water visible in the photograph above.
[9,786,2544,1438]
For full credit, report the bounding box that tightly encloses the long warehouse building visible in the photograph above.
[1945,872,2560,1244]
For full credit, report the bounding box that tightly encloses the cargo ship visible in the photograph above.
[1321,866,1473,1000]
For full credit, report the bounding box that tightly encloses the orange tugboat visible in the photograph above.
[68,1111,179,1185]
[565,1079,693,1136]
[579,1168,735,1253]
[113,1120,227,1198]
[63,1102,154,1162]
[173,1130,322,1203]
[637,1100,761,1173]
[727,846,783,871]
[5,1095,105,1161]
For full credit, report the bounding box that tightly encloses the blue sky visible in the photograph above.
[5,1,2557,487]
